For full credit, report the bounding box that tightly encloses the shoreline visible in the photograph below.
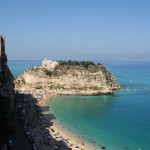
[52,121,97,150]
[40,94,95,150]
[40,93,105,150]
[14,88,107,150]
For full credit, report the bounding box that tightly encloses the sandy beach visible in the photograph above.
[50,122,96,150]
[14,86,107,150]
[40,93,96,150]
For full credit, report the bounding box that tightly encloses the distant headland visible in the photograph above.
[14,59,120,96]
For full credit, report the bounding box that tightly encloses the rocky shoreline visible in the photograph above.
[14,60,120,96]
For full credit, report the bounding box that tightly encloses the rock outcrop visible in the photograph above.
[0,35,15,148]
[15,60,120,95]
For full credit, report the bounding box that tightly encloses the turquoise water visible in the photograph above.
[9,60,150,150]
[8,60,41,77]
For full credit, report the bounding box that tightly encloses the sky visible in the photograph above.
[0,0,150,61]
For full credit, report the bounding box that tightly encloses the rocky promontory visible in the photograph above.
[14,60,120,96]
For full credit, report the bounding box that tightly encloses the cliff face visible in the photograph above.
[0,35,15,148]
[0,35,15,109]
[15,61,120,95]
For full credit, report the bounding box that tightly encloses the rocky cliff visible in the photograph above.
[15,60,120,95]
[0,35,15,148]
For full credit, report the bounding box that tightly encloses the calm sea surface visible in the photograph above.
[9,60,150,150]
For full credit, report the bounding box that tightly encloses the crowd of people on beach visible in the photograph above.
[15,89,99,150]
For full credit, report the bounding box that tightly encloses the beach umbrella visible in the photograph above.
[74,144,79,148]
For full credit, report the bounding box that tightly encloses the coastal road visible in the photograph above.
[13,94,32,150]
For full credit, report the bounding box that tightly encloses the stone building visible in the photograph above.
[42,58,59,71]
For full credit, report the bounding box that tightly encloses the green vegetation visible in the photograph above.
[35,85,42,89]
[14,78,25,85]
[44,70,52,77]
[58,60,95,69]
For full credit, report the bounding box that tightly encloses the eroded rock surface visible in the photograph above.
[15,61,120,95]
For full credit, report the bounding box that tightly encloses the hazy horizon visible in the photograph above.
[1,0,150,61]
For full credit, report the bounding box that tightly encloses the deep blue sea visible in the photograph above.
[9,60,150,150]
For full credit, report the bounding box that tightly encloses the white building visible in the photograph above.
[42,58,59,71]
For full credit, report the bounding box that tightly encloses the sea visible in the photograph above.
[9,60,150,150]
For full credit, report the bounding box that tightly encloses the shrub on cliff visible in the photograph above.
[44,70,52,77]
[58,60,95,66]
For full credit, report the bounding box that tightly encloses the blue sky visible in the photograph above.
[0,0,150,61]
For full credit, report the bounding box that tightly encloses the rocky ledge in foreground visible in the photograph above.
[14,60,120,95]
